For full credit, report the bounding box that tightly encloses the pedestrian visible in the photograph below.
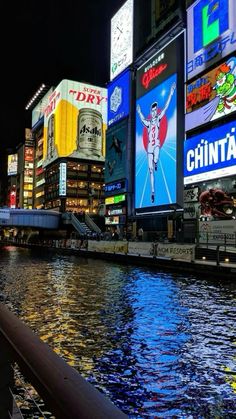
[138,227,144,241]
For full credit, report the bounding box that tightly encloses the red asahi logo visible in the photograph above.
[44,92,61,117]
[141,63,167,89]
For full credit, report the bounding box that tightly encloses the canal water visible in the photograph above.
[0,246,236,418]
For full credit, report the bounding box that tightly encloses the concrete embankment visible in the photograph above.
[1,239,236,279]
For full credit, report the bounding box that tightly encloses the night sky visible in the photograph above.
[1,0,124,181]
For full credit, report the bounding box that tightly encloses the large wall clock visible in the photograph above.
[110,0,133,81]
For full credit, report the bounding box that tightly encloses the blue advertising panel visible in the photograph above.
[105,119,128,184]
[184,120,236,184]
[105,179,127,195]
[187,0,236,80]
[135,33,185,212]
[135,73,177,209]
[108,71,130,127]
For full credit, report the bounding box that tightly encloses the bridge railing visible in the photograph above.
[0,303,127,419]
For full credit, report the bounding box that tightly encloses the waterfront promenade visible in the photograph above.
[1,237,236,278]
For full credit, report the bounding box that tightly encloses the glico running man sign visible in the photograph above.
[135,33,184,213]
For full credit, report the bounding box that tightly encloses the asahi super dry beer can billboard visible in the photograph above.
[43,80,107,166]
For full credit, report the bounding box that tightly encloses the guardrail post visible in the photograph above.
[0,334,14,418]
[216,245,220,266]
[224,234,226,251]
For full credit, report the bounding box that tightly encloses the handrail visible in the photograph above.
[0,303,127,419]
[85,214,101,234]
[62,212,86,236]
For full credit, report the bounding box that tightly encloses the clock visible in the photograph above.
[110,0,133,80]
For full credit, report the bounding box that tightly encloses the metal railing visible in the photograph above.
[198,232,236,248]
[0,303,127,419]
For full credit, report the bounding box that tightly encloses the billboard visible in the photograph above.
[107,70,130,127]
[110,0,133,80]
[59,162,67,196]
[32,88,53,128]
[24,147,34,162]
[184,120,236,184]
[7,154,18,176]
[187,0,236,80]
[43,80,107,166]
[186,57,236,131]
[135,34,184,211]
[105,119,128,184]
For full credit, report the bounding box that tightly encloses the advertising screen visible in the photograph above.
[184,120,236,184]
[186,57,236,131]
[59,162,67,196]
[108,70,130,127]
[110,0,133,80]
[105,179,126,194]
[135,34,184,212]
[24,147,34,162]
[32,88,53,128]
[43,80,107,167]
[9,188,16,209]
[105,119,128,184]
[187,0,236,80]
[7,154,18,176]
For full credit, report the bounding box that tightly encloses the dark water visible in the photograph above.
[0,246,236,418]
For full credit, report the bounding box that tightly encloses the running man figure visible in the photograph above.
[136,82,176,203]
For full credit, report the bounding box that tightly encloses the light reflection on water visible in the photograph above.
[0,246,236,418]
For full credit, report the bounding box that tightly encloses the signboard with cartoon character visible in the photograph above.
[186,57,236,131]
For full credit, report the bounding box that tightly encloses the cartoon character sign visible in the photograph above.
[186,57,236,131]
[135,74,177,208]
[214,60,236,114]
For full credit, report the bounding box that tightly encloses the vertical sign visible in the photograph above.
[59,162,67,196]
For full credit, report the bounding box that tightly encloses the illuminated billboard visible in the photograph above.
[24,147,34,162]
[187,0,236,80]
[135,34,184,212]
[186,57,236,131]
[59,162,67,196]
[108,70,130,127]
[43,80,107,167]
[184,120,236,184]
[105,119,128,184]
[7,154,18,176]
[105,194,126,205]
[110,0,133,81]
[32,88,53,128]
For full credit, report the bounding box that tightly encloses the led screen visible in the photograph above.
[7,154,18,176]
[108,70,130,127]
[186,57,236,131]
[32,88,53,128]
[43,80,107,167]
[135,74,177,209]
[187,0,236,80]
[184,120,236,184]
[135,34,184,212]
[105,119,128,184]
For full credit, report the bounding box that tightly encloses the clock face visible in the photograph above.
[110,0,133,80]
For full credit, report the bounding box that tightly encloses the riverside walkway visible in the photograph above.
[1,238,236,278]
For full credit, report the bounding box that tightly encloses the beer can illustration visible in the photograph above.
[77,108,103,158]
[47,114,55,159]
